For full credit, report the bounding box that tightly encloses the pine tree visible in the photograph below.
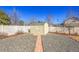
[0,10,10,25]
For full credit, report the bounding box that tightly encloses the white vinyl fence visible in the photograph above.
[49,26,79,35]
[0,25,79,36]
[0,25,30,36]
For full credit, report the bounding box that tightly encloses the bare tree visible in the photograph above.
[66,7,74,35]
[10,8,20,25]
[47,14,52,26]
[47,14,53,33]
[29,16,36,25]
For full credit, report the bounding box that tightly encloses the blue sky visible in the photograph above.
[0,6,79,24]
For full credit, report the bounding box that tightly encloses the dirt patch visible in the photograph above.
[49,32,78,36]
[0,32,26,39]
[49,32,69,36]
[15,31,25,35]
[0,35,8,39]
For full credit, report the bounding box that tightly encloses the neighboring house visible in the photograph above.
[30,22,48,35]
[64,17,79,27]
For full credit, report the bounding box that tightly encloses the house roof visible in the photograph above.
[64,16,79,27]
[69,17,79,21]
[64,16,79,22]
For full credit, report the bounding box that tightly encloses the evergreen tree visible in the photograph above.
[0,10,10,25]
[19,20,24,25]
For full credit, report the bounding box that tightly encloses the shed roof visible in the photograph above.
[30,22,47,26]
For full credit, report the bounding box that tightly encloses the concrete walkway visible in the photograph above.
[35,35,43,52]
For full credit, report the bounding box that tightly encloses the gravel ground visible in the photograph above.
[1,33,79,52]
[0,34,36,52]
[42,33,79,52]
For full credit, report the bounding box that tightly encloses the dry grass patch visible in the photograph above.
[70,35,79,41]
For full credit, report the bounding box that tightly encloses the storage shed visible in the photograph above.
[30,22,48,35]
